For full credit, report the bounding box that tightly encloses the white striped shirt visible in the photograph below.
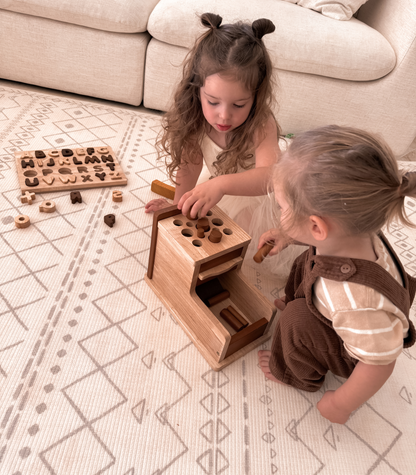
[313,235,409,365]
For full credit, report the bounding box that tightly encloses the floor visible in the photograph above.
[2,78,416,475]
[1,78,415,161]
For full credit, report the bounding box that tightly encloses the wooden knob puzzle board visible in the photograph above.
[15,146,127,193]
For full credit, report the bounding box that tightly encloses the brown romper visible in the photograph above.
[269,233,416,392]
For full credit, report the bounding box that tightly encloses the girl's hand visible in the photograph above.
[258,228,291,256]
[317,391,351,424]
[144,198,171,214]
[178,179,224,218]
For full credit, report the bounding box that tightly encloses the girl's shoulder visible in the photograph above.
[253,115,278,148]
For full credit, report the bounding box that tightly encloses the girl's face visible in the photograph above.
[200,73,254,134]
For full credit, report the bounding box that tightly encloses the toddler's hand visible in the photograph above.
[317,390,351,424]
[178,179,224,218]
[258,228,291,256]
[144,198,171,214]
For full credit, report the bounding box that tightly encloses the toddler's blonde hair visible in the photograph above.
[274,125,416,235]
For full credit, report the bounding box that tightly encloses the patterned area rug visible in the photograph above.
[1,84,416,475]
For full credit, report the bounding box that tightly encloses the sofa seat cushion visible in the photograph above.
[0,0,160,33]
[147,0,395,81]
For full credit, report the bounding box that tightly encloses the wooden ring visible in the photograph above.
[39,200,56,213]
[15,215,30,228]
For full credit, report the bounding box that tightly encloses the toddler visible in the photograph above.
[257,125,416,424]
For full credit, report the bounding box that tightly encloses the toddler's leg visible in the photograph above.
[266,299,356,392]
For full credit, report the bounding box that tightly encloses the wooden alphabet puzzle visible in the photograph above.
[15,146,127,193]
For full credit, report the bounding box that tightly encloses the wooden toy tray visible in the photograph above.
[15,146,127,193]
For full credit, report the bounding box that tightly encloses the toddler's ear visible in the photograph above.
[309,215,328,241]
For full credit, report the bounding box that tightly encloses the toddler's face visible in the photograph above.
[274,184,309,244]
[200,73,254,135]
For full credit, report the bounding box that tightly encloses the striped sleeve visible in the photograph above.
[314,278,408,365]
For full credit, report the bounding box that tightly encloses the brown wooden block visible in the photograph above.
[104,214,115,228]
[253,242,274,263]
[70,191,82,204]
[15,215,30,228]
[151,179,175,200]
[25,178,39,187]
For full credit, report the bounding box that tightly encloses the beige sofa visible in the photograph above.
[0,0,415,156]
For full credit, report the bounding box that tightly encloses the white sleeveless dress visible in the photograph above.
[197,134,306,280]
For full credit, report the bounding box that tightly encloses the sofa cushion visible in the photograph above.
[0,0,160,33]
[147,0,395,81]
[282,0,369,21]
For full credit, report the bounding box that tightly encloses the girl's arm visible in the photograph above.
[178,117,279,218]
[317,360,396,424]
[145,147,203,213]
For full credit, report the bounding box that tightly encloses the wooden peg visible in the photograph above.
[253,242,274,263]
[197,227,205,238]
[20,191,36,205]
[39,200,56,213]
[197,217,209,231]
[15,215,30,228]
[208,228,222,243]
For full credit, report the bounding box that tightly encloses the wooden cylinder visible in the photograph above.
[227,306,248,329]
[197,227,205,238]
[220,308,244,332]
[15,215,30,228]
[253,242,274,263]
[207,290,230,307]
[197,217,209,231]
[208,228,222,243]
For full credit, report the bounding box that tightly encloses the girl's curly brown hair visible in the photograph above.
[157,12,279,183]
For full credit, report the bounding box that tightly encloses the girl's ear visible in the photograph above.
[308,215,328,241]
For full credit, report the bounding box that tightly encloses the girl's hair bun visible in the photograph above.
[252,18,275,39]
[201,13,223,29]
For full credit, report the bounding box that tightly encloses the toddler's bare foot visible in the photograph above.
[258,350,287,385]
[274,297,286,311]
